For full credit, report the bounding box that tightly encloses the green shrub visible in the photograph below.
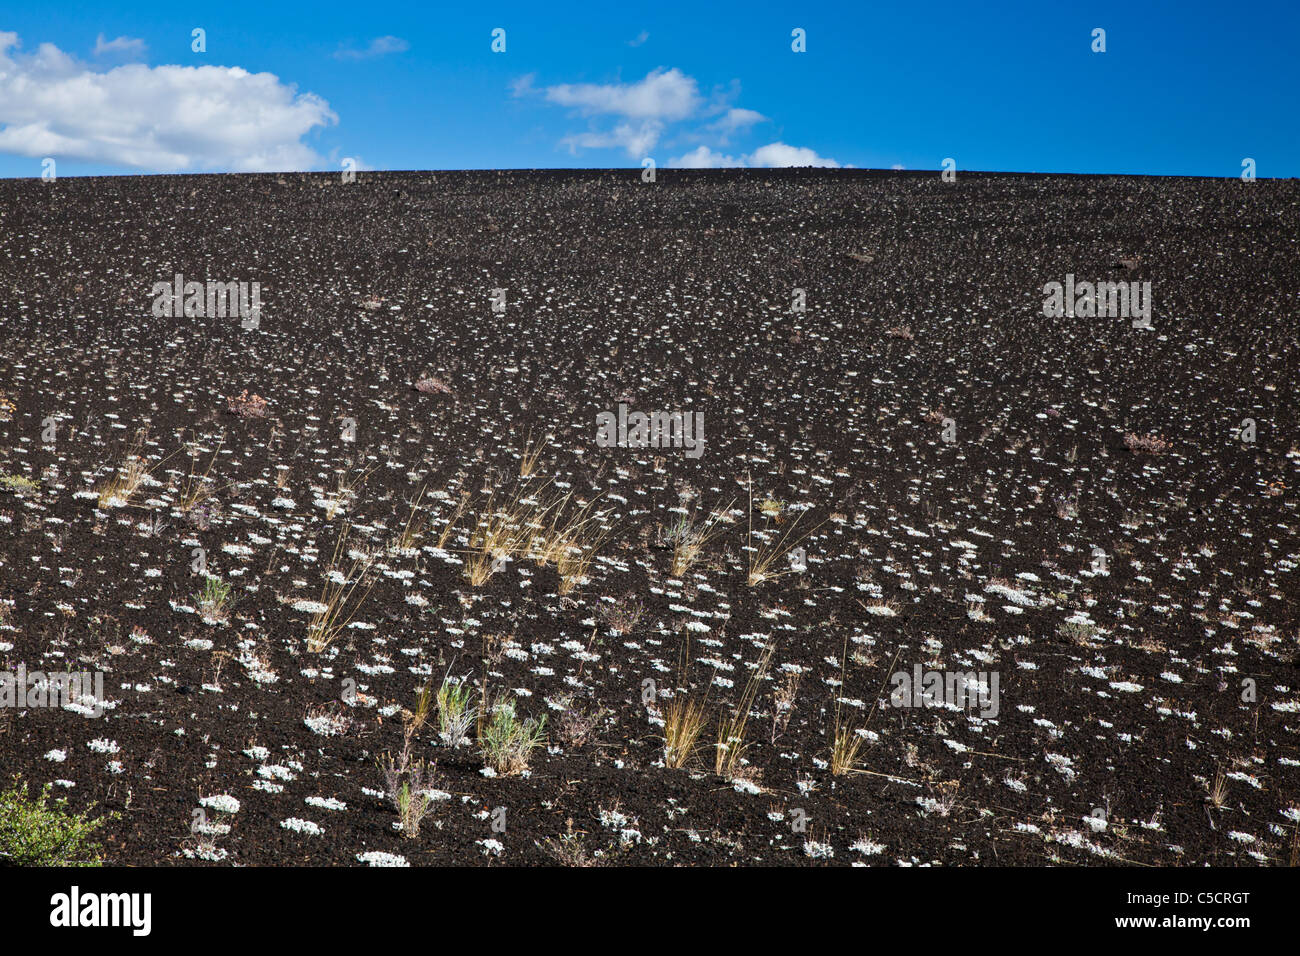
[0,778,114,866]
[479,696,547,775]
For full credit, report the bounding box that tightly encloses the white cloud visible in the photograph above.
[627,31,650,47]
[0,32,337,172]
[561,121,663,158]
[669,141,842,169]
[93,34,146,59]
[671,145,741,168]
[747,142,842,168]
[542,67,700,122]
[333,36,409,60]
[518,67,839,166]
[709,107,767,135]
[509,73,536,97]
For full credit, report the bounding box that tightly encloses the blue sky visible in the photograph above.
[1,0,1296,178]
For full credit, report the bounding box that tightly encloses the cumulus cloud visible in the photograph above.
[333,36,410,60]
[704,107,767,144]
[627,31,650,47]
[671,145,741,168]
[747,142,842,168]
[93,34,146,59]
[561,122,662,158]
[517,66,846,166]
[519,67,703,158]
[670,141,842,169]
[542,67,701,122]
[0,31,337,172]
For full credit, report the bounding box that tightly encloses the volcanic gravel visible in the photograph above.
[1,169,1298,866]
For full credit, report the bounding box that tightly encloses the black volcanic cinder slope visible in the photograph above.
[0,169,1297,866]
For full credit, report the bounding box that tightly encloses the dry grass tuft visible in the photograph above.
[715,641,775,778]
[305,522,376,652]
[746,477,822,587]
[665,504,732,577]
[663,694,708,769]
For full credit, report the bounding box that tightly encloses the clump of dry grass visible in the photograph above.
[323,465,375,520]
[431,491,470,550]
[663,694,708,769]
[463,489,533,585]
[1206,769,1229,809]
[746,477,822,587]
[519,430,550,478]
[664,505,731,577]
[96,452,152,509]
[305,522,376,652]
[831,646,901,776]
[829,720,865,776]
[715,641,775,779]
[177,436,229,516]
[459,479,612,592]
[389,485,427,553]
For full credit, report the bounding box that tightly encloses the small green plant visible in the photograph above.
[1057,619,1098,643]
[0,474,39,492]
[194,575,233,623]
[479,695,547,775]
[0,778,114,865]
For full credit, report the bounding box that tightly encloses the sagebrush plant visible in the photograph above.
[0,778,114,865]
[478,695,547,775]
[554,696,610,748]
[435,677,476,747]
[538,819,602,867]
[195,575,233,623]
